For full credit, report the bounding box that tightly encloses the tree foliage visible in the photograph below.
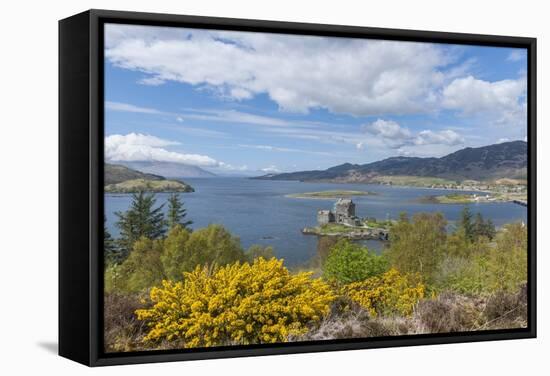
[181,224,246,272]
[244,244,274,262]
[136,258,335,347]
[385,212,447,283]
[459,206,475,241]
[160,225,192,281]
[434,223,527,295]
[458,207,495,241]
[115,237,166,292]
[472,212,496,240]
[115,191,166,257]
[109,224,247,292]
[322,239,388,284]
[166,193,192,230]
[104,215,120,265]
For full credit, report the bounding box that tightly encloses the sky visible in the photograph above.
[104,23,528,176]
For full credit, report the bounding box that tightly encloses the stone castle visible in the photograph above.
[317,198,361,226]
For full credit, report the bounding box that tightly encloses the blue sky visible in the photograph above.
[104,24,527,175]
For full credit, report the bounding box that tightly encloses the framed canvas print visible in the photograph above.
[59,9,536,366]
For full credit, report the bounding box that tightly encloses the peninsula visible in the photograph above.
[104,163,194,193]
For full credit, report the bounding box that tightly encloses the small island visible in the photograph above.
[302,198,390,240]
[105,178,194,193]
[286,190,374,199]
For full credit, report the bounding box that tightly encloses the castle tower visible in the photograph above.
[334,198,355,223]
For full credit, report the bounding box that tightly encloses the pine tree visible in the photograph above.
[115,191,166,256]
[460,206,474,241]
[473,212,485,240]
[484,219,496,240]
[104,215,119,265]
[472,212,497,240]
[166,193,193,230]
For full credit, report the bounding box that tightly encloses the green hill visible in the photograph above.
[105,178,194,193]
[104,163,194,193]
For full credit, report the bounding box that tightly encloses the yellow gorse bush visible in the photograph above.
[343,268,425,317]
[136,258,335,348]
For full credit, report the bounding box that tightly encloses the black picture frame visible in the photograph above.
[59,9,537,367]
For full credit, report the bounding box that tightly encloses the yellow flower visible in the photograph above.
[343,268,425,317]
[136,258,334,348]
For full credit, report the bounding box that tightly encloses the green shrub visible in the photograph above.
[182,224,246,272]
[322,240,388,284]
[384,213,447,284]
[434,223,527,295]
[245,244,274,262]
[110,224,247,293]
[115,237,166,292]
[160,225,191,281]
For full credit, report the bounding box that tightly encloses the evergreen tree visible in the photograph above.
[472,212,496,240]
[473,212,485,240]
[115,191,166,256]
[104,215,119,265]
[460,206,474,241]
[484,219,496,240]
[166,193,193,230]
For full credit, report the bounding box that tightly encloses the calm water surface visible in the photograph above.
[105,178,527,267]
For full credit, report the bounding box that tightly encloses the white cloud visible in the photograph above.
[442,76,526,122]
[414,129,464,146]
[105,133,220,167]
[105,100,296,129]
[362,119,464,149]
[362,119,412,140]
[182,109,294,127]
[497,137,510,144]
[217,162,249,171]
[507,50,526,62]
[105,101,163,114]
[105,24,452,117]
[261,165,280,173]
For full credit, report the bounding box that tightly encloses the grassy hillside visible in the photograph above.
[105,163,164,185]
[105,178,194,193]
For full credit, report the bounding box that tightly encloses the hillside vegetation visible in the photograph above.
[105,163,194,193]
[105,178,194,193]
[105,163,165,185]
[103,193,528,352]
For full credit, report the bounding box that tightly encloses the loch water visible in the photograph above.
[105,177,527,267]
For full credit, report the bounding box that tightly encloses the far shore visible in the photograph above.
[285,190,375,200]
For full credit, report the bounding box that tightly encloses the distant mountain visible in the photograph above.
[105,163,165,185]
[120,161,216,178]
[255,141,527,183]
